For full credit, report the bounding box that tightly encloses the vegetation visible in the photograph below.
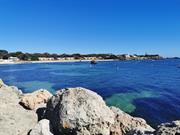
[0,49,163,61]
[0,50,8,59]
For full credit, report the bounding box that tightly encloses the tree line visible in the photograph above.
[0,50,163,61]
[0,50,120,61]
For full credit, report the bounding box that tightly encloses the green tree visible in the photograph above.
[30,55,39,61]
[0,50,8,59]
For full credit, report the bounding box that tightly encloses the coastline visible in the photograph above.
[0,58,170,65]
[0,59,116,65]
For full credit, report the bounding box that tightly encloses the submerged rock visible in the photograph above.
[20,89,52,110]
[30,119,54,135]
[46,87,115,135]
[0,80,37,135]
[156,120,180,135]
[110,107,155,135]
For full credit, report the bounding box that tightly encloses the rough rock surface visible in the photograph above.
[0,80,37,135]
[0,79,4,88]
[110,107,155,135]
[46,87,115,135]
[20,89,52,110]
[156,120,180,135]
[30,119,54,135]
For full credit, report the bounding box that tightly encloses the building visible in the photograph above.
[65,57,75,60]
[84,57,97,60]
[57,57,66,60]
[8,57,20,62]
[0,59,3,62]
[57,57,75,61]
[38,57,55,61]
[57,57,75,60]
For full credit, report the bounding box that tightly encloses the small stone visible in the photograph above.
[156,120,180,135]
[30,119,54,135]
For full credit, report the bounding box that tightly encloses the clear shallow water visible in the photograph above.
[0,59,180,127]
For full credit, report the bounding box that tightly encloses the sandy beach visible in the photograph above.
[0,59,115,65]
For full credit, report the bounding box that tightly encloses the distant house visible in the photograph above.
[130,55,137,58]
[97,56,103,59]
[8,57,20,62]
[84,57,97,60]
[57,57,66,60]
[64,57,75,60]
[38,57,55,61]
[124,54,131,58]
[120,54,131,60]
[57,57,75,60]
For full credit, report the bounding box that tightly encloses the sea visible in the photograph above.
[0,59,180,127]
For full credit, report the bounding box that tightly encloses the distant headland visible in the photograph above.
[0,49,176,64]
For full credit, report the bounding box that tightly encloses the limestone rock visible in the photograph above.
[20,89,52,110]
[0,79,4,88]
[30,119,54,135]
[156,120,180,135]
[110,107,155,135]
[46,87,115,135]
[0,80,37,135]
[10,86,23,96]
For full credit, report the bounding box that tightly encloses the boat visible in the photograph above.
[90,60,97,64]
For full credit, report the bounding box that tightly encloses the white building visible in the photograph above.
[58,57,74,60]
[57,57,66,60]
[0,59,3,62]
[84,57,97,60]
[66,57,75,60]
[8,57,20,62]
[38,57,55,61]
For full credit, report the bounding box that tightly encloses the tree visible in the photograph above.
[42,53,51,58]
[0,50,8,59]
[72,53,82,59]
[52,53,58,60]
[30,55,39,61]
[18,53,30,61]
[108,55,118,59]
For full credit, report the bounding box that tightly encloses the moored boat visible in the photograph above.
[90,60,97,64]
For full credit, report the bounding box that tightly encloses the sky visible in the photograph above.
[0,0,179,57]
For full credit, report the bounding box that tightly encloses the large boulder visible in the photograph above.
[110,107,155,135]
[46,87,115,135]
[156,120,180,135]
[20,89,52,110]
[30,119,54,135]
[0,80,37,135]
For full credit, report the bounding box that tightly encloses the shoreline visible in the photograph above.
[0,59,116,65]
[0,58,170,65]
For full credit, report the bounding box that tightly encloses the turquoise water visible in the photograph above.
[0,59,180,127]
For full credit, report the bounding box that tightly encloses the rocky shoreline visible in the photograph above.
[0,79,179,135]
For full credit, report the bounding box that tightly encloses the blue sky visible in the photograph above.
[0,0,179,57]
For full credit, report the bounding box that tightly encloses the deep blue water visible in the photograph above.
[0,59,180,127]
